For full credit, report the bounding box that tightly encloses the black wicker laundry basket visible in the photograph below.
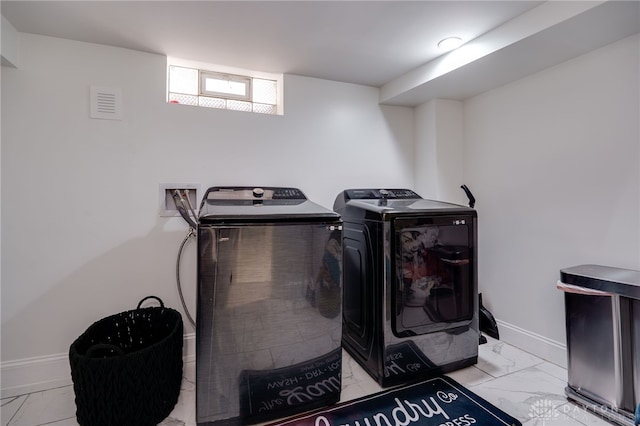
[69,296,183,426]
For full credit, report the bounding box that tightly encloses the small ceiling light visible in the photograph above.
[438,37,463,51]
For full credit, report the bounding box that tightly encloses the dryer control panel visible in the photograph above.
[343,188,421,200]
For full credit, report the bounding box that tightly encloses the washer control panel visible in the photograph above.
[271,188,305,199]
[204,186,307,201]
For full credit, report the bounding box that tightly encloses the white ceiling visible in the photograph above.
[2,1,639,105]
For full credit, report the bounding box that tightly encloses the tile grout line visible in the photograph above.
[37,417,78,426]
[4,394,28,426]
[0,396,21,407]
[1,384,75,401]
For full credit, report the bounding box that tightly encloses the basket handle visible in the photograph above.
[137,295,165,310]
[85,343,125,358]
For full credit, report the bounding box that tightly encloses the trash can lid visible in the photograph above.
[560,264,640,300]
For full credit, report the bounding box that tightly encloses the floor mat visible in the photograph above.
[268,376,521,426]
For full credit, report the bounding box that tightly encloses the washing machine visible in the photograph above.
[334,188,478,387]
[196,187,343,425]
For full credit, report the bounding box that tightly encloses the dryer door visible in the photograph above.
[392,215,475,337]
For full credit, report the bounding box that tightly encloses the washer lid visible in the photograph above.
[198,186,340,223]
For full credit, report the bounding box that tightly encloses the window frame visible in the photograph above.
[167,57,284,116]
[199,71,252,101]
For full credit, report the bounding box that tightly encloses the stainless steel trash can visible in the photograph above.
[558,264,640,426]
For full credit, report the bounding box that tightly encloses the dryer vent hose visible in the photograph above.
[460,185,476,208]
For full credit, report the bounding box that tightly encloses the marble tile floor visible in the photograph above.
[1,337,614,426]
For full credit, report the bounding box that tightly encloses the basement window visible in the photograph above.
[167,59,283,115]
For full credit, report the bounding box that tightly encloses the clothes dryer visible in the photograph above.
[334,188,478,387]
[197,187,343,425]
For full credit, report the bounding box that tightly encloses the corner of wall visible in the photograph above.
[413,98,466,205]
[1,15,19,68]
[413,100,437,198]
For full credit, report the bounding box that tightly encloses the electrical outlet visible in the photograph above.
[159,183,200,217]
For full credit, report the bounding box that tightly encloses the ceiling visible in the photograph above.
[2,1,639,106]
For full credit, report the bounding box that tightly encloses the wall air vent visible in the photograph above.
[90,86,122,120]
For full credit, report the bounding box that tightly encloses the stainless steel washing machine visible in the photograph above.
[334,188,478,387]
[196,187,343,425]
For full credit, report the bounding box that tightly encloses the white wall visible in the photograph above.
[463,34,640,364]
[0,33,413,379]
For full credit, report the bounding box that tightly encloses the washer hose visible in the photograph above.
[177,228,196,327]
[172,190,197,229]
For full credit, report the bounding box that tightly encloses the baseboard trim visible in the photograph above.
[2,326,566,398]
[1,333,196,399]
[495,319,567,368]
[1,353,72,399]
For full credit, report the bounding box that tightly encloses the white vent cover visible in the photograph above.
[90,86,122,120]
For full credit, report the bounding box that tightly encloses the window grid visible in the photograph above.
[168,93,197,106]
[253,103,277,115]
[198,96,226,109]
[168,65,278,115]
